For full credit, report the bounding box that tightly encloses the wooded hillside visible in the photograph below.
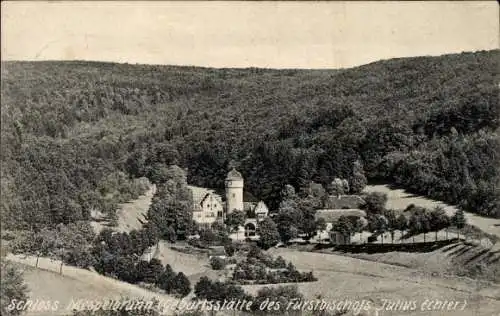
[1,50,498,232]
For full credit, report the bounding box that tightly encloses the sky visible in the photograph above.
[1,1,498,69]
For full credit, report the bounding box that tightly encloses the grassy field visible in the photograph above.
[7,254,179,316]
[246,248,500,316]
[147,241,224,285]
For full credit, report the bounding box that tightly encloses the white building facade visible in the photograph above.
[189,168,269,234]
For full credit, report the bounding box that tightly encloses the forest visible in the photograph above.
[1,50,499,236]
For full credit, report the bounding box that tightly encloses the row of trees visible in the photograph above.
[331,192,468,243]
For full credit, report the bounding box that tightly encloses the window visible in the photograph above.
[232,193,235,198]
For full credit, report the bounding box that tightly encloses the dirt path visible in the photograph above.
[114,184,156,233]
[364,185,500,241]
[90,184,156,234]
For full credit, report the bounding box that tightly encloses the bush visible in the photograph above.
[135,259,164,284]
[1,259,29,316]
[269,256,287,269]
[224,243,236,257]
[156,264,177,293]
[232,259,316,285]
[210,257,226,270]
[173,272,191,297]
[362,192,388,214]
[194,277,251,302]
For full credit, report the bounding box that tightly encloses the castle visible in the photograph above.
[189,168,269,231]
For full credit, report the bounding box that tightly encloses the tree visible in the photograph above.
[332,215,355,244]
[210,257,226,270]
[383,209,398,243]
[147,166,194,240]
[199,228,216,246]
[350,160,367,193]
[164,226,177,243]
[194,276,213,299]
[147,164,186,186]
[281,184,297,201]
[395,214,408,241]
[194,277,249,301]
[157,264,177,293]
[135,260,151,283]
[408,207,431,242]
[297,197,322,239]
[1,258,29,316]
[342,179,350,194]
[136,258,164,284]
[368,214,389,244]
[275,194,303,242]
[362,192,387,214]
[142,223,160,247]
[452,209,467,240]
[258,218,280,249]
[419,211,432,243]
[224,243,236,257]
[429,206,451,241]
[114,256,137,283]
[147,199,194,241]
[225,210,246,234]
[315,217,327,232]
[198,224,230,246]
[306,182,327,199]
[173,272,191,297]
[408,212,421,243]
[355,217,368,242]
[327,178,345,197]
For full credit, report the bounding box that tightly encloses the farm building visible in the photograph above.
[315,208,367,245]
[323,195,365,209]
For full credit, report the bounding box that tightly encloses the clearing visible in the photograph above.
[90,184,156,234]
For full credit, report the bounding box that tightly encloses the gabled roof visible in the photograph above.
[209,246,226,256]
[324,195,365,209]
[254,201,268,213]
[226,168,243,180]
[188,185,223,207]
[243,191,259,203]
[315,209,366,223]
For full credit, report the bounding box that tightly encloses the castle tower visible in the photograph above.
[225,168,244,215]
